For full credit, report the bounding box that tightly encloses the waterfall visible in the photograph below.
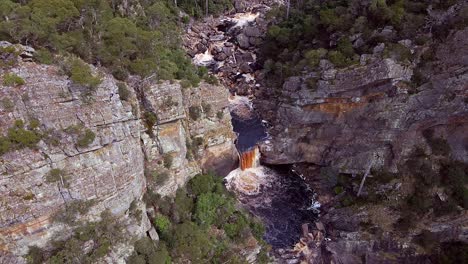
[239,146,260,170]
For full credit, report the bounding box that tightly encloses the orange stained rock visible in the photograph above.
[301,95,380,116]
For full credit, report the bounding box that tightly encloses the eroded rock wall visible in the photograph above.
[139,79,237,196]
[0,44,237,261]
[257,28,468,174]
[0,52,146,260]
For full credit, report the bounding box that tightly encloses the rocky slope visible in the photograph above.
[252,5,468,264]
[257,28,468,172]
[0,42,237,262]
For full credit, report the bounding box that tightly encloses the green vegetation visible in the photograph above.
[0,45,20,67]
[34,48,54,64]
[140,173,270,263]
[117,82,131,101]
[429,241,468,263]
[144,111,158,134]
[1,98,14,111]
[68,58,102,89]
[0,0,206,85]
[177,0,233,18]
[27,210,124,264]
[163,154,173,169]
[0,120,42,155]
[76,129,96,148]
[45,168,70,187]
[146,168,170,185]
[129,237,171,264]
[188,106,202,120]
[260,0,466,89]
[2,72,25,86]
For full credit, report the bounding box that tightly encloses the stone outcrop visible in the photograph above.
[257,28,468,174]
[0,43,237,262]
[184,3,270,96]
[138,79,237,196]
[0,44,146,261]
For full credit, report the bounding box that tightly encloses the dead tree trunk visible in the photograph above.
[357,162,373,197]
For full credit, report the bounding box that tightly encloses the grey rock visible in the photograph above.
[244,26,262,37]
[237,33,250,49]
[373,43,385,54]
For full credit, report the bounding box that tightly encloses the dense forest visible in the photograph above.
[260,0,468,87]
[0,0,229,86]
[27,174,269,263]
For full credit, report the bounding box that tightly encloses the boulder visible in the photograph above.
[237,33,250,49]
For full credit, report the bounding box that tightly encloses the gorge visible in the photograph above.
[1,0,467,263]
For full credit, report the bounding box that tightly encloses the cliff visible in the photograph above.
[258,28,468,172]
[0,42,236,262]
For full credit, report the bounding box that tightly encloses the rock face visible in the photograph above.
[0,49,146,260]
[184,3,270,96]
[0,43,237,262]
[257,28,468,174]
[139,79,237,196]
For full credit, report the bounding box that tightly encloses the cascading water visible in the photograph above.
[225,95,319,253]
[190,10,320,256]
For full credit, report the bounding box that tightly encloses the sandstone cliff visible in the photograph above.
[258,28,468,174]
[0,42,236,262]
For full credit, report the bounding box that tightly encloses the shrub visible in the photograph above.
[306,78,318,91]
[163,154,173,169]
[188,106,202,120]
[304,48,327,68]
[223,213,250,241]
[46,168,69,187]
[69,58,102,89]
[35,48,53,64]
[3,73,25,86]
[1,98,14,111]
[384,43,412,62]
[429,138,451,156]
[117,82,130,101]
[180,79,191,89]
[173,189,194,222]
[334,186,344,195]
[204,75,218,85]
[149,170,170,185]
[171,222,212,262]
[26,246,45,264]
[0,120,42,155]
[76,129,95,148]
[201,102,212,116]
[188,173,215,196]
[414,230,438,250]
[154,214,171,233]
[144,112,158,130]
[194,192,226,226]
[328,51,350,68]
[212,109,223,120]
[337,38,355,58]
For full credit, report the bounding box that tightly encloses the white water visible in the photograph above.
[231,12,260,28]
[193,50,214,66]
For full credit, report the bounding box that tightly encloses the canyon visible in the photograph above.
[1,0,467,263]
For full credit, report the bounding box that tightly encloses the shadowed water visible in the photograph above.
[237,166,317,249]
[228,96,318,250]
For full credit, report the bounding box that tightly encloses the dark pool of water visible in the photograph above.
[230,110,267,153]
[229,103,317,249]
[236,166,318,249]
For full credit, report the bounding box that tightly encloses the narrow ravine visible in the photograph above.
[184,6,321,258]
